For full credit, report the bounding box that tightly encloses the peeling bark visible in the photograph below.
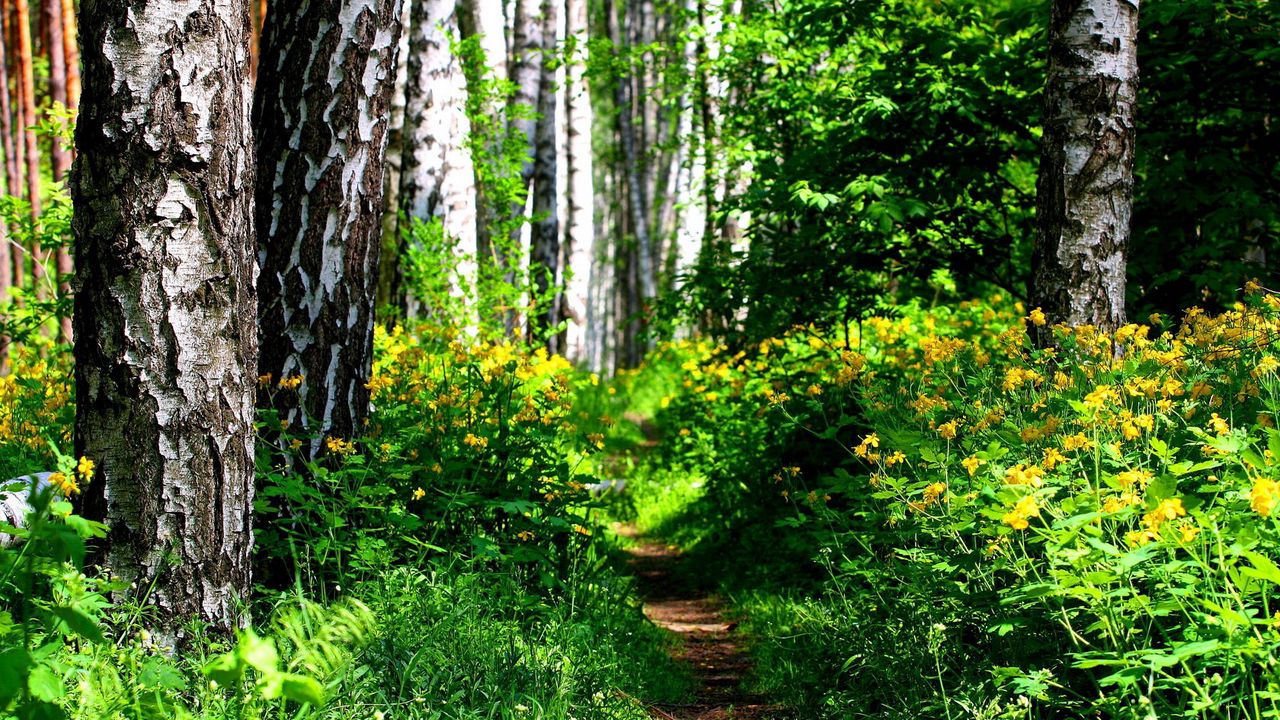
[1031,0,1138,344]
[254,0,404,454]
[398,0,478,314]
[73,0,258,635]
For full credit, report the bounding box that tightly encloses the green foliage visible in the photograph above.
[672,0,1042,343]
[626,288,1280,718]
[1130,0,1280,314]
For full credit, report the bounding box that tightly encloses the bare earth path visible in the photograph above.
[619,525,785,720]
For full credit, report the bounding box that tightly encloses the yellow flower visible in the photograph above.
[806,384,823,397]
[325,437,356,456]
[1209,413,1230,436]
[77,456,95,481]
[1028,307,1047,326]
[922,482,947,506]
[1062,433,1091,451]
[278,375,304,391]
[938,420,959,440]
[1002,495,1040,531]
[463,433,489,449]
[961,456,983,477]
[412,487,425,500]
[1115,468,1153,489]
[48,471,79,496]
[1144,497,1185,529]
[1004,464,1045,487]
[1042,448,1067,470]
[1251,477,1280,517]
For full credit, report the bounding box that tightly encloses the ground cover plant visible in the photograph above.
[616,286,1280,718]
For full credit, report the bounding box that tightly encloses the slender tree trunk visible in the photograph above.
[0,10,14,308]
[44,0,72,340]
[397,0,478,317]
[59,0,79,111]
[457,0,509,316]
[3,4,23,292]
[528,0,559,345]
[254,0,405,456]
[1030,0,1138,345]
[15,0,38,215]
[562,0,594,364]
[377,0,412,317]
[74,0,258,636]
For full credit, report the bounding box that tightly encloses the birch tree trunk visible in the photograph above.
[255,0,404,455]
[458,0,509,310]
[73,0,257,635]
[1031,0,1138,344]
[562,0,594,364]
[398,0,478,316]
[0,16,13,305]
[377,0,413,316]
[528,0,560,345]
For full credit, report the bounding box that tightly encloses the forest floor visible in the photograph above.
[619,524,786,720]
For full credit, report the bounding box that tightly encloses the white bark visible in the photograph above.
[562,0,595,363]
[1032,0,1138,341]
[399,0,479,311]
[74,0,257,633]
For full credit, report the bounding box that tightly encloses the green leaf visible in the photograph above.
[50,606,104,644]
[238,630,279,674]
[139,657,188,691]
[1240,551,1280,587]
[204,651,245,688]
[27,665,64,702]
[280,674,325,706]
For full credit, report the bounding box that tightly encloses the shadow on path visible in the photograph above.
[620,524,787,720]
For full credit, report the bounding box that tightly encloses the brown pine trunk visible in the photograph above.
[59,0,77,111]
[1030,0,1138,345]
[74,0,258,636]
[0,5,14,309]
[254,0,405,457]
[15,0,38,215]
[43,0,71,340]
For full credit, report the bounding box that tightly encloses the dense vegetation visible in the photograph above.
[0,0,1275,718]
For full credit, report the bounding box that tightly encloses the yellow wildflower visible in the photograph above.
[961,456,983,476]
[1028,307,1047,326]
[1002,495,1040,531]
[938,420,959,440]
[1251,477,1280,517]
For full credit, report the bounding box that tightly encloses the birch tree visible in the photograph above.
[73,0,258,634]
[528,0,560,344]
[254,0,404,454]
[1031,0,1139,343]
[562,0,595,363]
[397,0,478,314]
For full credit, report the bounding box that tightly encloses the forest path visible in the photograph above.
[619,525,784,720]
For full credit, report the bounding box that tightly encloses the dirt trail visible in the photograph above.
[620,525,784,720]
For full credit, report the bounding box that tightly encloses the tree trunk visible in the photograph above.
[527,0,559,345]
[562,0,594,364]
[254,0,404,456]
[1031,0,1138,344]
[457,0,509,328]
[376,0,412,317]
[59,0,80,111]
[397,0,478,316]
[15,0,38,215]
[73,0,258,636]
[44,0,73,340]
[0,9,14,308]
